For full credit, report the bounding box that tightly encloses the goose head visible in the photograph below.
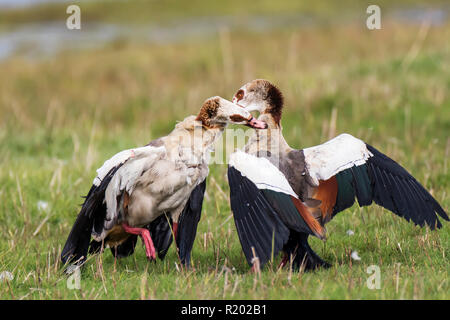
[232,79,284,125]
[196,96,267,129]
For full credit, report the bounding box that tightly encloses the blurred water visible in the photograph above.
[0,22,119,60]
[390,8,448,25]
[0,0,71,9]
[0,6,448,61]
[0,14,315,60]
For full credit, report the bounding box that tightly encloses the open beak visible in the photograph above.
[246,116,268,129]
[226,97,267,129]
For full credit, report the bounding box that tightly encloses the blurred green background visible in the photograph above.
[0,0,448,299]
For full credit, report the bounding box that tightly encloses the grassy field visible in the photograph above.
[0,1,449,299]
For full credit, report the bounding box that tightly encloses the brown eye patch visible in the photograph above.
[230,114,249,122]
[235,89,244,102]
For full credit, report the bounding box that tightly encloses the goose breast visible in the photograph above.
[126,158,208,227]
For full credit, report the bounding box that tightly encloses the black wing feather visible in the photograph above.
[332,144,447,229]
[333,144,447,229]
[228,166,289,267]
[235,184,274,264]
[176,179,206,267]
[367,144,447,228]
[351,165,372,206]
[61,165,123,265]
[149,213,174,260]
[262,190,314,235]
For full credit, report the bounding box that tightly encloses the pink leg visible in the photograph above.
[172,222,178,240]
[122,223,156,260]
[278,253,289,269]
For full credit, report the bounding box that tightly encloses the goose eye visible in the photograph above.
[235,89,244,102]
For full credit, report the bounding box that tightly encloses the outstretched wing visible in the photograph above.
[176,179,207,267]
[302,133,448,228]
[228,151,319,268]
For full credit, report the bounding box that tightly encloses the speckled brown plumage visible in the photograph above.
[196,97,220,128]
[247,79,284,124]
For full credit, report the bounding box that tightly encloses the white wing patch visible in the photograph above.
[229,151,298,198]
[93,146,164,186]
[91,145,166,239]
[303,133,373,186]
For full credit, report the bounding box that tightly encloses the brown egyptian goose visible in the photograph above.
[227,79,448,271]
[61,96,267,268]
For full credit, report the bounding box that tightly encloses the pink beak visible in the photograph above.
[247,116,268,129]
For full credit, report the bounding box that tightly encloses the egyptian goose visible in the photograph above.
[61,96,267,268]
[228,79,448,271]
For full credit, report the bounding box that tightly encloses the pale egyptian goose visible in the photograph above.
[61,96,267,268]
[228,79,448,271]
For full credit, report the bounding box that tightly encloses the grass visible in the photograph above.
[0,2,449,299]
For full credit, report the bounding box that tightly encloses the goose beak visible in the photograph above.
[246,116,268,129]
